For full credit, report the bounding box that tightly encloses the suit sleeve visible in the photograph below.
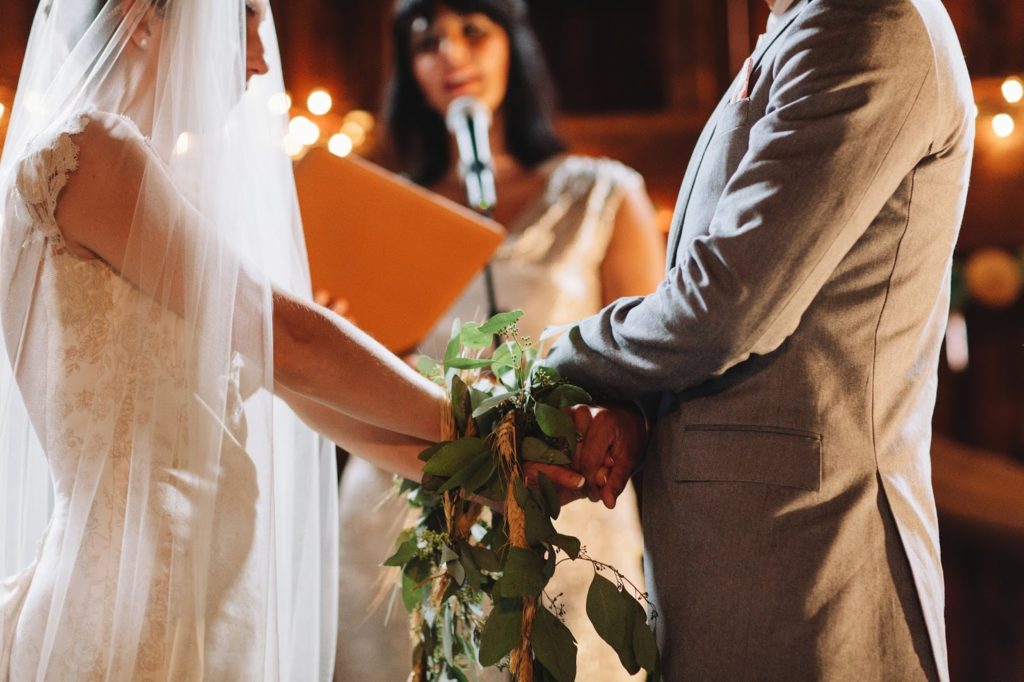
[546,1,937,401]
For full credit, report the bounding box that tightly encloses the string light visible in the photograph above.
[339,120,366,148]
[328,133,353,158]
[289,115,320,145]
[307,89,333,116]
[0,102,6,121]
[343,110,375,132]
[973,103,979,119]
[1001,77,1024,105]
[282,133,305,158]
[268,91,292,116]
[992,113,1015,139]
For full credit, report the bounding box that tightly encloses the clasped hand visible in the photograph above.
[524,404,647,509]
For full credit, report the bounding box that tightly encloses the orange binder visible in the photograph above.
[294,148,505,354]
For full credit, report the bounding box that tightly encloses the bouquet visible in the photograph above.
[386,310,660,682]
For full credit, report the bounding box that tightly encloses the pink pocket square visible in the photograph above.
[731,56,754,104]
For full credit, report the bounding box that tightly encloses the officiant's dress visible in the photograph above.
[0,114,321,681]
[336,155,647,681]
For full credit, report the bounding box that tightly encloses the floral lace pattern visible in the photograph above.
[2,112,257,681]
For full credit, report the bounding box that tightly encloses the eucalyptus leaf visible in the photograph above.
[534,403,577,441]
[436,450,491,494]
[478,310,524,335]
[522,437,572,467]
[538,473,562,520]
[461,457,497,495]
[471,390,518,419]
[466,543,501,573]
[460,322,493,349]
[383,537,418,567]
[418,442,444,463]
[532,605,578,682]
[586,573,638,673]
[522,494,557,546]
[450,375,471,434]
[631,602,661,681]
[545,384,592,409]
[444,331,462,366]
[478,599,523,666]
[549,534,581,560]
[401,571,425,613]
[446,558,466,587]
[423,438,488,477]
[495,547,547,598]
[446,357,495,371]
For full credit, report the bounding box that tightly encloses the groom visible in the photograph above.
[547,0,973,679]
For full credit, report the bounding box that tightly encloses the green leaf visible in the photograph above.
[450,374,471,433]
[459,547,483,590]
[418,442,444,463]
[478,598,523,666]
[423,438,488,477]
[532,606,578,682]
[549,533,581,560]
[495,547,547,598]
[444,329,462,366]
[522,494,557,545]
[478,310,524,335]
[401,571,425,613]
[446,558,466,586]
[534,403,577,441]
[460,322,493,349]
[586,573,638,674]
[446,357,495,370]
[631,602,660,681]
[538,473,562,520]
[416,354,440,379]
[436,450,491,494]
[545,384,592,409]
[522,437,572,467]
[383,536,418,567]
[466,544,501,573]
[461,457,497,495]
[471,390,518,419]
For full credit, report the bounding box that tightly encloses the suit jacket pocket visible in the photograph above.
[675,424,822,491]
[712,99,751,138]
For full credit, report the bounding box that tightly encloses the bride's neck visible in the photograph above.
[95,48,157,138]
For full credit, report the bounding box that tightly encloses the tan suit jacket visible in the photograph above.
[547,0,974,679]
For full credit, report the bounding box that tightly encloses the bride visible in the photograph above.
[0,1,583,679]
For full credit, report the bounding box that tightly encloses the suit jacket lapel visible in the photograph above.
[665,0,812,270]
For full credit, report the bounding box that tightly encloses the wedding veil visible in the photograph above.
[0,0,336,678]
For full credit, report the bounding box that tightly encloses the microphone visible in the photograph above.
[445,96,497,213]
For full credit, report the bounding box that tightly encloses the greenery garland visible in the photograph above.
[386,310,660,682]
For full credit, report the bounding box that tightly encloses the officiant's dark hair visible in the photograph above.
[385,0,565,186]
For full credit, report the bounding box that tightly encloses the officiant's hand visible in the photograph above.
[568,404,647,509]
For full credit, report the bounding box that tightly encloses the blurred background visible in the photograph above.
[1,0,1023,678]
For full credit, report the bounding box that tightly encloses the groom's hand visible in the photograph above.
[568,404,647,509]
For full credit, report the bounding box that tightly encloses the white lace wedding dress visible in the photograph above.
[336,155,648,682]
[1,112,266,681]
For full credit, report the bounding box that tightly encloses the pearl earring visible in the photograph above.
[139,37,150,49]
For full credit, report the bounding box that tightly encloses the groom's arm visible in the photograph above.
[547,2,965,399]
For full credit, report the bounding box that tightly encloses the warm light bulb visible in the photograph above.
[268,92,292,116]
[973,103,979,119]
[1001,77,1024,104]
[992,113,1015,138]
[328,133,353,158]
[0,102,6,121]
[282,133,305,158]
[339,120,366,147]
[289,116,320,145]
[307,89,333,116]
[344,109,375,132]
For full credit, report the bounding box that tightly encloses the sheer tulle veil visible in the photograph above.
[0,0,337,678]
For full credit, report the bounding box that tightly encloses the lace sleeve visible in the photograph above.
[13,111,95,246]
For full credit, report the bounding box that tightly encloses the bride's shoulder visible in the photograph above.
[14,109,153,252]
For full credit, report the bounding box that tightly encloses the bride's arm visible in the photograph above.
[54,111,443,443]
[277,384,430,481]
[272,288,444,442]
